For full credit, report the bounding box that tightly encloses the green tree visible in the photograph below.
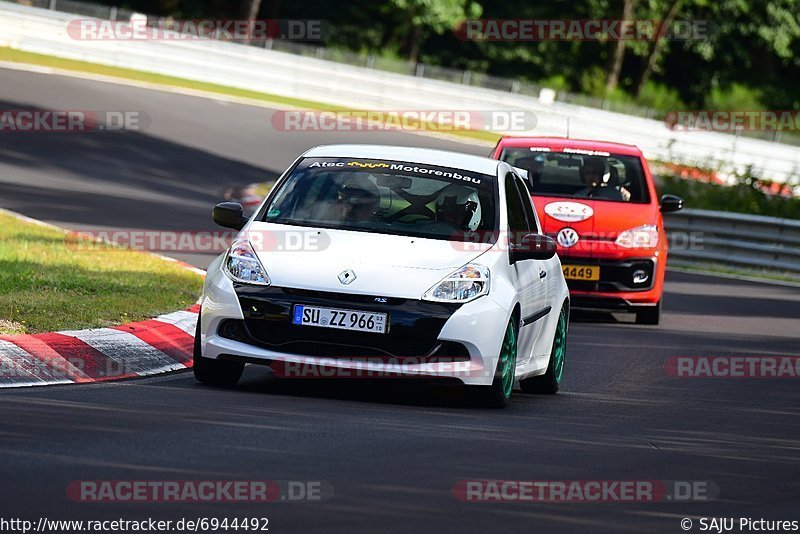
[388,0,482,62]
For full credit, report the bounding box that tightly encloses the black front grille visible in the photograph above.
[228,285,463,359]
[218,319,469,361]
[563,259,655,292]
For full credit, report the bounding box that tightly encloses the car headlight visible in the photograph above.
[422,264,489,303]
[615,224,659,248]
[223,239,270,285]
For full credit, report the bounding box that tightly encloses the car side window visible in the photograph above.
[505,173,530,246]
[513,175,539,234]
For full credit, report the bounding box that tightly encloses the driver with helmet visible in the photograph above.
[434,185,482,231]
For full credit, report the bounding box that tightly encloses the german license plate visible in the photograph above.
[292,305,388,334]
[562,264,600,281]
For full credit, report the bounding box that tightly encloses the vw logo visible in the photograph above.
[556,227,580,248]
[338,269,357,285]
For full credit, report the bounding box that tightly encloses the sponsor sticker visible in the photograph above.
[544,202,594,222]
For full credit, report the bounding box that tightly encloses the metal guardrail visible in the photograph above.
[665,209,800,275]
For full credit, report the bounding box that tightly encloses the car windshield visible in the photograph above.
[499,147,651,203]
[260,157,497,241]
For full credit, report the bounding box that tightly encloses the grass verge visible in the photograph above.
[0,47,501,144]
[0,213,203,334]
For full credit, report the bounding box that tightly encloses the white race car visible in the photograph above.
[195,145,570,407]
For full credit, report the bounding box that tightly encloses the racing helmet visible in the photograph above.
[435,185,482,231]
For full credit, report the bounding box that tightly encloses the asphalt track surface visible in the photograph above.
[1,67,799,533]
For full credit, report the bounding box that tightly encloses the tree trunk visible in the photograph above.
[606,0,637,92]
[246,0,263,20]
[242,0,263,44]
[635,0,683,97]
[407,24,423,64]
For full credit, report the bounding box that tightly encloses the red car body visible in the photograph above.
[491,136,683,324]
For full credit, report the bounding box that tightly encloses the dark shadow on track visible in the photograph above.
[569,309,627,324]
[0,100,279,231]
[666,292,800,319]
[190,366,560,410]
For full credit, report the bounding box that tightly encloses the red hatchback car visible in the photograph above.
[491,137,683,324]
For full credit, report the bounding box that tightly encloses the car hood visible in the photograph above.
[532,197,659,257]
[534,197,658,235]
[243,222,492,298]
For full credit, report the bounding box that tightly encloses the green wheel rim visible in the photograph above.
[553,307,567,384]
[499,320,517,399]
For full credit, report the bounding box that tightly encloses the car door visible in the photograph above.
[515,173,558,312]
[505,172,548,366]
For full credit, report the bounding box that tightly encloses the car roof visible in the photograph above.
[303,144,502,176]
[497,136,643,157]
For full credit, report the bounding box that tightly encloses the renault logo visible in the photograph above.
[338,269,356,285]
[557,227,580,248]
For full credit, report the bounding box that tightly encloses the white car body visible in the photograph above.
[197,145,569,400]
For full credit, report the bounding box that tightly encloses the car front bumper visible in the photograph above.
[558,251,665,310]
[198,263,510,386]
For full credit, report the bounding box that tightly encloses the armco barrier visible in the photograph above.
[1,1,799,184]
[665,209,800,275]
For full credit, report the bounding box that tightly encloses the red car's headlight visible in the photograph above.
[615,225,659,248]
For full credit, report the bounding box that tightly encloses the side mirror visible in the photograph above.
[510,233,557,263]
[660,194,684,213]
[213,202,246,230]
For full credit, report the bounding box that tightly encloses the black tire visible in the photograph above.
[469,317,518,409]
[520,303,568,395]
[635,299,661,325]
[193,317,244,387]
